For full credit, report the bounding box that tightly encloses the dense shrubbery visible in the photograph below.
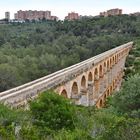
[125,39,140,77]
[0,75,140,140]
[109,75,140,118]
[30,91,76,132]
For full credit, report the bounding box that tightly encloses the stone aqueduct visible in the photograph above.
[0,42,133,108]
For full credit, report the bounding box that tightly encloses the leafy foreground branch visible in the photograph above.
[0,75,140,140]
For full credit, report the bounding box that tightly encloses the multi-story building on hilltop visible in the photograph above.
[14,13,18,20]
[130,12,140,16]
[100,8,122,17]
[50,16,58,21]
[14,10,58,21]
[5,12,10,20]
[65,12,80,20]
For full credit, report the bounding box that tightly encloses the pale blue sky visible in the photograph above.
[0,0,140,19]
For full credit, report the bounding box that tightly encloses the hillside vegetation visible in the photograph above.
[0,15,140,140]
[0,15,140,92]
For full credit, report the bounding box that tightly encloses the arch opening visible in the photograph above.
[113,81,115,89]
[117,54,119,62]
[107,60,110,71]
[61,89,68,98]
[115,55,117,64]
[104,94,107,100]
[113,56,115,65]
[115,79,117,88]
[99,65,103,78]
[81,76,86,88]
[104,62,107,73]
[99,99,103,107]
[119,53,121,60]
[94,68,98,81]
[110,58,112,68]
[72,82,78,95]
[110,86,113,94]
[88,72,93,82]
[107,89,110,96]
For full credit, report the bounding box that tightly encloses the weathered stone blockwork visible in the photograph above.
[0,42,133,108]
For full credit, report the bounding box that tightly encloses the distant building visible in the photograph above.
[14,13,18,19]
[65,12,80,20]
[44,11,51,20]
[100,12,108,17]
[14,10,58,21]
[50,16,58,21]
[107,9,122,16]
[0,19,9,24]
[100,8,122,17]
[130,12,140,16]
[5,12,10,20]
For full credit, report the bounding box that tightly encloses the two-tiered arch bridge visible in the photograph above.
[0,42,133,108]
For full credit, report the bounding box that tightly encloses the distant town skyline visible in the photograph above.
[0,0,140,19]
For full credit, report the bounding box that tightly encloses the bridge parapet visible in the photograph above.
[0,42,133,108]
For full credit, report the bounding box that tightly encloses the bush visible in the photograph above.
[100,117,140,140]
[109,75,140,118]
[30,91,76,133]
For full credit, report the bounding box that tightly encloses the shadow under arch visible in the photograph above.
[113,56,115,65]
[72,82,78,95]
[107,60,110,71]
[110,86,113,94]
[107,89,110,96]
[99,64,103,78]
[104,93,107,100]
[104,61,107,73]
[99,99,103,107]
[94,67,98,81]
[88,72,93,81]
[81,76,86,88]
[61,89,68,98]
[110,57,112,68]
